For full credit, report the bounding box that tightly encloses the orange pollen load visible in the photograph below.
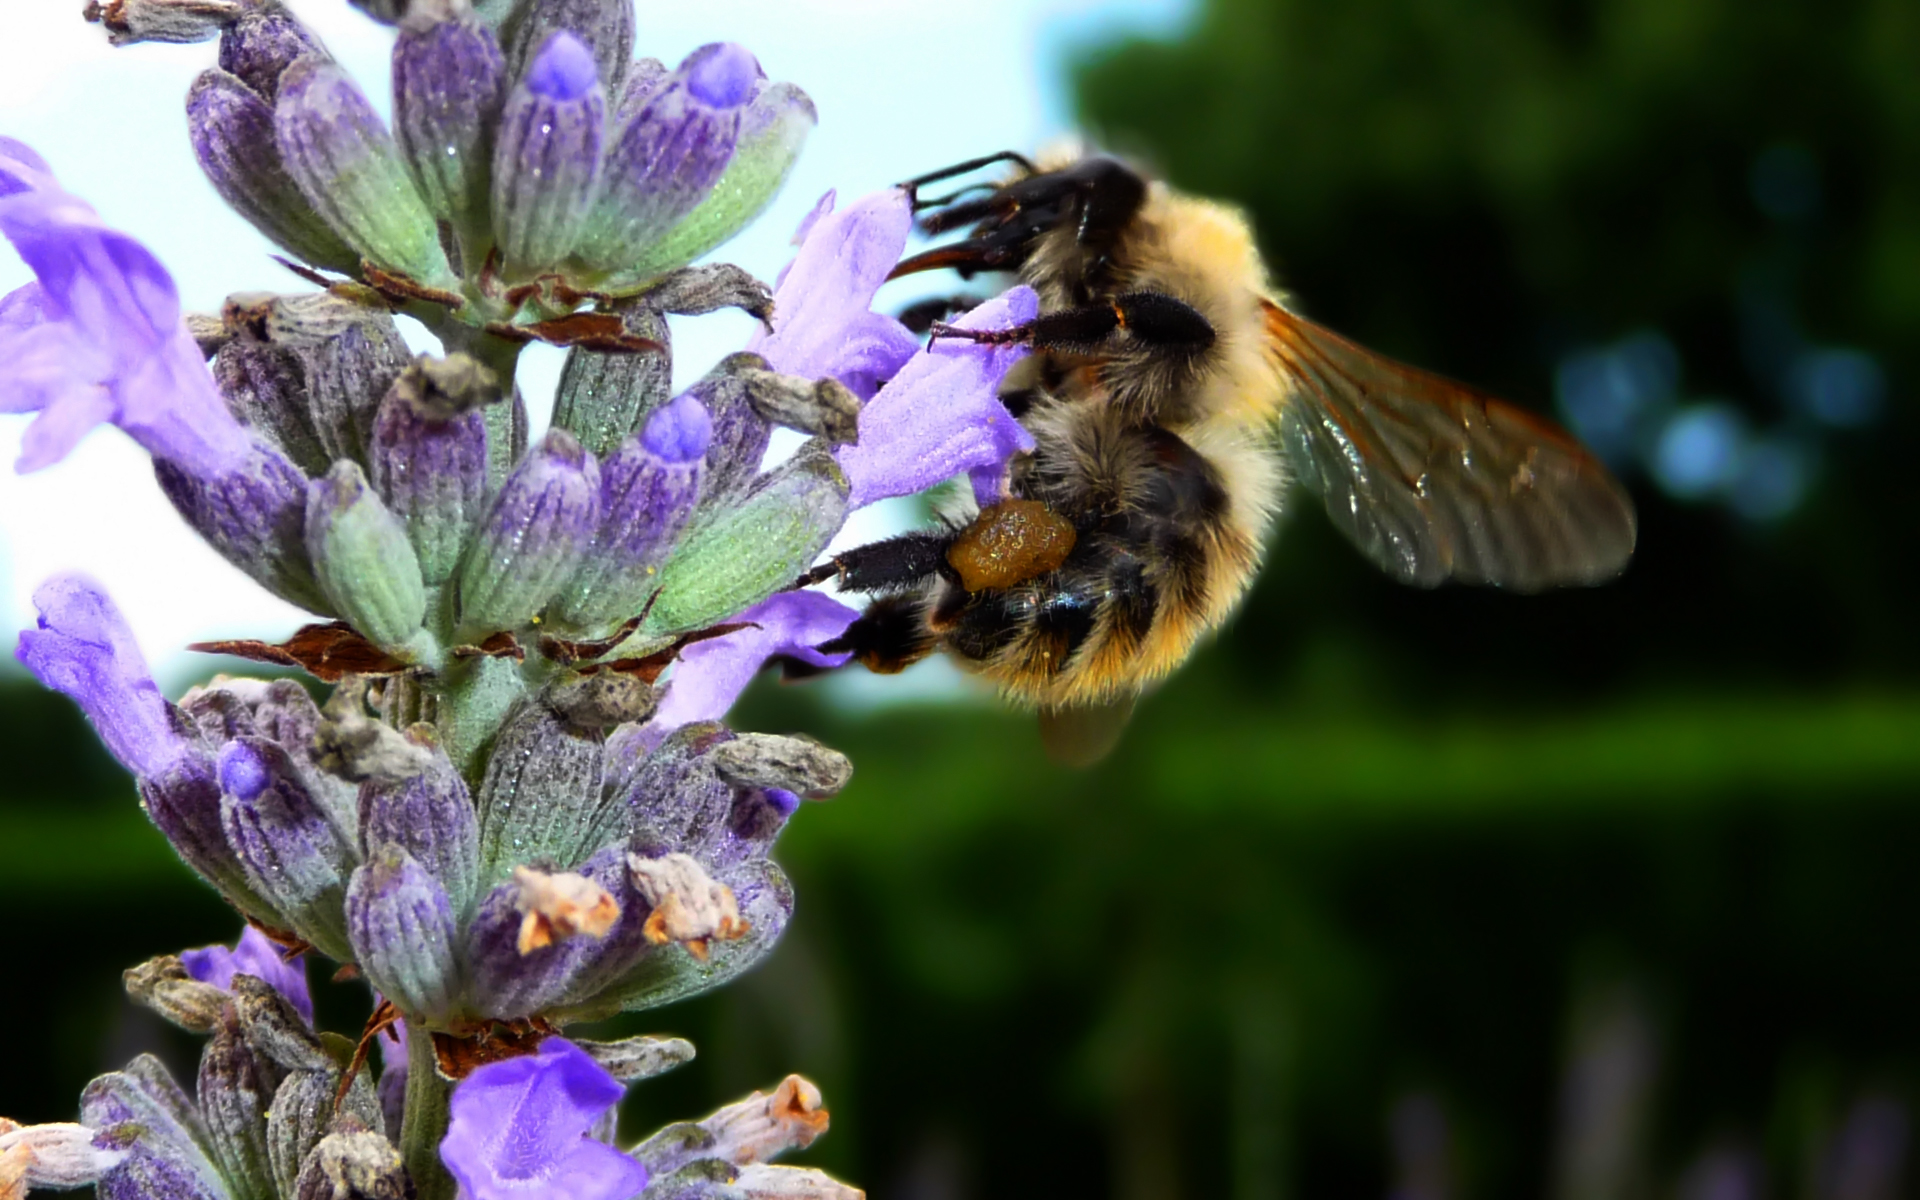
[946,500,1078,593]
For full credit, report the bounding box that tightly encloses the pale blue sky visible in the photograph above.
[0,0,1188,688]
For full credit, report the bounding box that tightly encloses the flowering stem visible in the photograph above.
[400,1020,457,1200]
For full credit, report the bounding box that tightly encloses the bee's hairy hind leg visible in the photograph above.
[790,531,961,593]
[815,595,938,675]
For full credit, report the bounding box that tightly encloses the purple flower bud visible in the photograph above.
[643,389,713,462]
[281,296,416,468]
[526,28,598,99]
[306,461,429,654]
[347,847,462,1020]
[368,358,495,586]
[156,439,332,615]
[612,56,668,125]
[440,1038,649,1200]
[83,1057,230,1200]
[180,925,314,1023]
[554,395,707,628]
[359,737,481,913]
[196,1020,278,1200]
[275,58,451,283]
[218,4,328,103]
[747,188,918,402]
[609,78,816,285]
[683,41,758,109]
[575,44,760,273]
[463,846,627,1018]
[491,31,606,277]
[141,760,288,926]
[213,335,328,474]
[15,575,196,779]
[188,70,362,272]
[218,737,359,962]
[503,0,635,100]
[473,698,606,889]
[643,440,848,637]
[267,1066,380,1200]
[688,354,772,499]
[612,722,736,855]
[391,14,508,233]
[837,287,1039,508]
[551,305,671,456]
[456,430,601,636]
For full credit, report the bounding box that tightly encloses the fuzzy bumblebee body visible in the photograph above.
[806,152,1637,743]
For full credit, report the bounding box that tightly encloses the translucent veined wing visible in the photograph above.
[1038,695,1137,767]
[1264,300,1637,591]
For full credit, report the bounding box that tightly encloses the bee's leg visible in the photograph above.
[929,291,1215,354]
[790,531,961,593]
[896,294,985,334]
[814,594,937,674]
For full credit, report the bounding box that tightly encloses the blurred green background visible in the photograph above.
[7,0,1920,1196]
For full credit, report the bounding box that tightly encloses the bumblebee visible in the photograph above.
[799,151,1637,760]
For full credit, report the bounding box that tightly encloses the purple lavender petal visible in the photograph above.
[835,287,1040,508]
[0,150,255,475]
[649,591,856,731]
[15,574,196,778]
[747,188,918,401]
[440,1037,648,1200]
[180,925,315,1024]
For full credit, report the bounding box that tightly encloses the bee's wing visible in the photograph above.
[1038,695,1137,767]
[1263,300,1637,591]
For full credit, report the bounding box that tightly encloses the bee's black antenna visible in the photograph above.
[897,151,1038,207]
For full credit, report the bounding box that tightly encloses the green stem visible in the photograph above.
[400,1022,457,1200]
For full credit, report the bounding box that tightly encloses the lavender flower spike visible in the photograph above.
[440,1038,649,1200]
[747,188,919,402]
[835,286,1040,509]
[0,139,253,476]
[15,575,195,779]
[179,925,314,1024]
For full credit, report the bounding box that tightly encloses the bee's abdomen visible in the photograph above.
[940,425,1252,707]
